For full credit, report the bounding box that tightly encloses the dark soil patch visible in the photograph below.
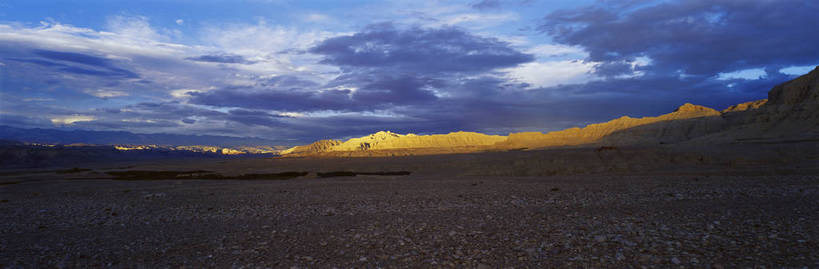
[317,171,412,178]
[55,168,92,174]
[106,170,309,180]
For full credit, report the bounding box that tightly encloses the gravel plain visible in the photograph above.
[1,171,818,268]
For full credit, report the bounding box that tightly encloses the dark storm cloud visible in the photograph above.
[471,0,502,10]
[9,57,139,79]
[592,61,637,78]
[185,54,255,64]
[34,50,111,66]
[73,118,181,130]
[190,21,556,134]
[310,23,533,74]
[509,0,819,119]
[99,102,228,129]
[7,58,65,67]
[0,114,52,128]
[226,109,285,127]
[539,0,819,76]
[354,75,438,103]
[31,49,139,78]
[188,25,535,118]
[190,24,529,115]
[93,102,291,131]
[125,102,226,119]
[189,86,356,112]
[327,72,441,105]
[258,75,320,88]
[471,0,538,11]
[192,72,508,114]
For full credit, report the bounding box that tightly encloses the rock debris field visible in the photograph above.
[1,173,817,268]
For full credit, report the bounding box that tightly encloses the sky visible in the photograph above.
[0,0,817,144]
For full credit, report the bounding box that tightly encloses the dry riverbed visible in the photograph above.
[1,174,818,268]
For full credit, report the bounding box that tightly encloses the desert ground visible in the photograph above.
[1,144,818,268]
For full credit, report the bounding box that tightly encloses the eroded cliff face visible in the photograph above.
[722,99,768,113]
[500,103,723,149]
[768,66,819,105]
[280,139,342,155]
[281,66,819,157]
[330,131,506,151]
[693,66,819,143]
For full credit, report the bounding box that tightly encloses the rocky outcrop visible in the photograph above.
[687,67,819,144]
[280,139,342,155]
[722,99,767,113]
[767,66,819,105]
[336,131,506,151]
[280,131,506,156]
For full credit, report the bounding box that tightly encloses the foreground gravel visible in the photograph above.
[1,174,817,268]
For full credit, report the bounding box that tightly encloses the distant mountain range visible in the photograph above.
[0,125,282,147]
[282,66,819,157]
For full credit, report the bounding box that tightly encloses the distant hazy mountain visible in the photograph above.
[0,125,282,147]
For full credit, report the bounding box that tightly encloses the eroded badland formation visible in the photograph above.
[282,66,819,157]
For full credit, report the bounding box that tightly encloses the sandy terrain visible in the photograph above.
[1,144,818,268]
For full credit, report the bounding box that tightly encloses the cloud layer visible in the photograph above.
[1,1,818,144]
[541,0,819,77]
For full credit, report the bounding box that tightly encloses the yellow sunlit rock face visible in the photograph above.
[334,131,506,151]
[281,131,506,156]
[282,106,725,156]
[501,103,724,148]
[114,145,158,151]
[722,99,768,113]
[219,148,245,155]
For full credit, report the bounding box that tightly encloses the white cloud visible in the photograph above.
[278,112,305,118]
[434,12,519,28]
[0,18,339,104]
[202,22,338,56]
[525,44,588,59]
[50,115,96,125]
[105,15,164,42]
[84,89,129,98]
[363,1,517,30]
[22,97,55,102]
[717,68,766,80]
[175,19,184,25]
[122,118,156,123]
[503,60,597,88]
[200,21,343,82]
[170,87,215,99]
[0,20,187,58]
[303,13,331,23]
[780,65,816,76]
[612,56,652,79]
